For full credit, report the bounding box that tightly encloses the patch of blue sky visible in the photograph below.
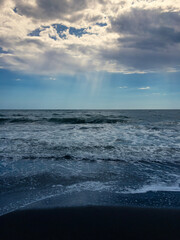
[52,24,91,38]
[13,7,18,13]
[52,24,68,32]
[69,27,89,37]
[52,24,68,39]
[28,26,50,37]
[28,23,93,39]
[96,22,107,27]
[28,28,42,37]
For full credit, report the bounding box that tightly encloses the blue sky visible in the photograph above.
[0,0,180,109]
[1,69,179,109]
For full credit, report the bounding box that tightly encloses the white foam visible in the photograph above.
[65,181,112,193]
[122,182,180,194]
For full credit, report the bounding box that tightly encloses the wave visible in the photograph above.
[48,117,128,124]
[0,116,129,124]
[122,182,180,194]
[0,118,35,123]
[0,173,100,193]
[0,118,8,123]
[12,114,24,117]
[10,118,35,123]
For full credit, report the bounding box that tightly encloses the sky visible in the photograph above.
[0,0,180,109]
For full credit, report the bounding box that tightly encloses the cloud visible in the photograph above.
[49,77,56,81]
[103,8,180,72]
[119,86,127,89]
[0,0,5,6]
[13,0,102,23]
[152,92,167,96]
[0,1,180,75]
[138,87,150,90]
[110,9,180,49]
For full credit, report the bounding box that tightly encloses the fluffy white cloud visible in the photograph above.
[0,0,180,75]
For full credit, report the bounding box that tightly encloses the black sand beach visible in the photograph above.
[1,206,180,240]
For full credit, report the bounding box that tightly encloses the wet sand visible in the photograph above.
[1,206,180,240]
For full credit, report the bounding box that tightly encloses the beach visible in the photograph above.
[0,110,179,239]
[1,206,180,240]
[1,0,180,237]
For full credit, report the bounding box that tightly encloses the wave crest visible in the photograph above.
[0,116,129,124]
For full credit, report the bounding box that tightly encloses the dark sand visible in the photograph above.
[0,206,180,240]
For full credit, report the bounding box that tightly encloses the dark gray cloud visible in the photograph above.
[104,8,180,72]
[101,46,180,72]
[13,0,93,21]
[110,9,180,49]
[0,0,5,8]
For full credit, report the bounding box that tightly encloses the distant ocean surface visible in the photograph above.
[0,110,180,215]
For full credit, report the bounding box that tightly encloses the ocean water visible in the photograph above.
[0,110,180,214]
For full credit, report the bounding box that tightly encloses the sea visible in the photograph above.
[0,110,180,215]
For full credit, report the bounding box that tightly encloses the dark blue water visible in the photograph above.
[0,110,180,214]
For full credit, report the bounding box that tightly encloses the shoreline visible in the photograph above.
[1,190,180,217]
[1,206,180,240]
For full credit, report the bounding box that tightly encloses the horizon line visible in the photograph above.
[0,108,180,111]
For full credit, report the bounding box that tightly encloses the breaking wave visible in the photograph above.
[0,116,129,124]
